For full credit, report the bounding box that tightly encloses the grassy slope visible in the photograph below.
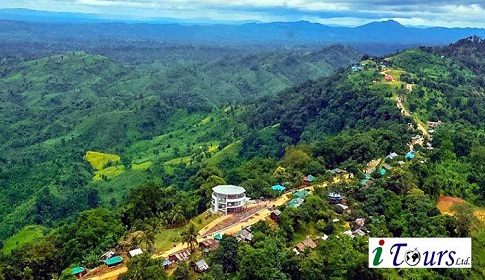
[154,211,218,252]
[1,225,48,254]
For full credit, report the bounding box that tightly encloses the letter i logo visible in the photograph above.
[373,239,385,266]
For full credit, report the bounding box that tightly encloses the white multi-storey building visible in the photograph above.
[211,185,249,215]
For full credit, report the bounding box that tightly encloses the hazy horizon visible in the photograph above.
[0,1,484,28]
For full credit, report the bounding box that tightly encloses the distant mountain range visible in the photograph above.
[1,8,485,54]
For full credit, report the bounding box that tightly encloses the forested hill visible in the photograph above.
[0,38,484,279]
[0,46,360,241]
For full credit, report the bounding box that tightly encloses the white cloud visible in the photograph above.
[0,0,484,27]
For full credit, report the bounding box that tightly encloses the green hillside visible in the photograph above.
[0,38,484,279]
[1,225,48,254]
[0,47,360,241]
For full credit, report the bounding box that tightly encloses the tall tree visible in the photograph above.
[210,236,239,274]
[181,223,198,252]
[122,253,167,280]
[450,203,479,237]
[172,261,190,280]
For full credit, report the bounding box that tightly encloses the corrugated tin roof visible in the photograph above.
[104,256,123,266]
[129,248,143,257]
[72,267,85,275]
[196,260,210,271]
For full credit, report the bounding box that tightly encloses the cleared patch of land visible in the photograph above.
[131,161,152,171]
[94,165,125,181]
[437,195,466,215]
[84,151,121,170]
[437,195,485,222]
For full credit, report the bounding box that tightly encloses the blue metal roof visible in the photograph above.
[271,184,285,191]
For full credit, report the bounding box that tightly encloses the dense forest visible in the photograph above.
[0,45,361,243]
[0,36,484,279]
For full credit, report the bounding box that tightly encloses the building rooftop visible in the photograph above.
[293,190,310,199]
[104,256,123,266]
[72,267,85,275]
[195,260,210,272]
[212,185,246,195]
[129,248,143,257]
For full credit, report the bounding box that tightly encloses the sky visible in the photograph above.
[0,0,484,28]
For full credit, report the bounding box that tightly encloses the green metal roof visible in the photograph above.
[288,198,304,208]
[293,190,309,199]
[104,256,123,266]
[72,267,85,275]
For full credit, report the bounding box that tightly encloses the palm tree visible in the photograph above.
[137,227,156,252]
[168,206,186,227]
[181,223,198,252]
[83,251,100,269]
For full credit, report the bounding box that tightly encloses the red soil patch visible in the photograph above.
[437,195,465,215]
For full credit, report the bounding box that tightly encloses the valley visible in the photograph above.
[0,14,484,279]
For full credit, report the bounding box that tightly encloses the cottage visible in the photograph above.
[304,174,315,182]
[162,259,171,269]
[321,234,329,241]
[405,152,415,159]
[236,228,253,242]
[129,248,143,258]
[104,256,123,267]
[288,197,304,208]
[213,233,224,241]
[293,189,310,199]
[427,120,442,128]
[328,168,347,175]
[195,260,210,273]
[360,178,373,187]
[202,248,211,256]
[385,74,393,81]
[351,65,362,72]
[355,218,365,229]
[386,152,398,160]
[406,83,413,92]
[344,229,366,239]
[100,250,115,260]
[271,184,285,192]
[72,267,87,279]
[336,203,349,211]
[168,249,191,262]
[199,239,219,251]
[343,230,353,238]
[328,192,343,204]
[294,238,317,254]
[270,209,282,221]
[360,173,372,187]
